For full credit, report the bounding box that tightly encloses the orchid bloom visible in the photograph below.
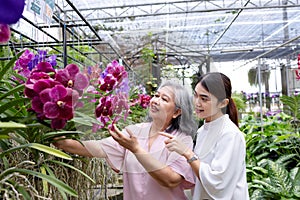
[23,58,88,130]
[295,69,300,81]
[55,64,89,96]
[98,60,128,92]
[0,0,26,43]
[139,94,151,108]
[0,24,11,43]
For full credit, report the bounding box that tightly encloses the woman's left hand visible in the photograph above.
[109,124,142,153]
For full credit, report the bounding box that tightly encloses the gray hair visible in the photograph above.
[158,80,197,137]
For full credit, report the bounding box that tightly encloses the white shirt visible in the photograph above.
[192,115,249,200]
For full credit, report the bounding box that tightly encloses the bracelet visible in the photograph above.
[187,154,199,163]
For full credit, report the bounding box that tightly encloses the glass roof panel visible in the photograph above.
[8,0,300,67]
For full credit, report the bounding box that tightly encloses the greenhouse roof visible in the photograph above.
[8,0,300,68]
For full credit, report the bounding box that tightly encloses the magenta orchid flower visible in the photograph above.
[98,60,128,93]
[93,60,133,131]
[106,60,128,81]
[0,24,11,43]
[295,69,300,81]
[27,79,60,114]
[41,85,79,129]
[138,94,151,108]
[14,50,57,82]
[55,64,89,96]
[95,96,113,128]
[99,75,117,92]
[23,58,89,130]
[95,96,113,118]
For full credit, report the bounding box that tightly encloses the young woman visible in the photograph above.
[161,72,249,200]
[54,80,198,200]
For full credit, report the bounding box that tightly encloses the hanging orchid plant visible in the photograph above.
[93,60,130,131]
[296,54,300,81]
[15,50,151,132]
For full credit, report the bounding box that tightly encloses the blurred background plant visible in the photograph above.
[241,102,300,199]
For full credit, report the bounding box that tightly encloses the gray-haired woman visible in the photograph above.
[54,80,197,200]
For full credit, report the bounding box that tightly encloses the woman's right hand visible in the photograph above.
[52,136,67,149]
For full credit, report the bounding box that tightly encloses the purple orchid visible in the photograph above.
[112,93,129,116]
[0,24,11,43]
[22,58,89,130]
[0,0,25,25]
[93,60,132,131]
[98,60,128,93]
[99,75,117,92]
[95,96,114,128]
[55,64,89,96]
[106,60,128,81]
[14,50,35,78]
[0,0,25,43]
[41,85,80,129]
[14,50,57,81]
[138,94,151,108]
[46,55,57,67]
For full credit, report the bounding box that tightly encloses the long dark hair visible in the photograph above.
[197,72,239,127]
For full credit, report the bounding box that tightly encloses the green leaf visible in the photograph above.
[29,143,73,160]
[0,50,25,80]
[2,168,77,197]
[293,167,300,197]
[42,130,85,141]
[0,135,10,139]
[40,165,49,195]
[267,160,293,195]
[74,111,102,124]
[0,143,72,160]
[0,121,27,128]
[0,84,25,101]
[49,160,95,183]
[43,164,68,200]
[0,98,29,114]
[71,117,93,126]
[15,185,32,200]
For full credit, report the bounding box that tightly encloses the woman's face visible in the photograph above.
[193,83,224,122]
[149,86,180,126]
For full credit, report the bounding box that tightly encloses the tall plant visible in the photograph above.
[0,51,81,199]
[241,112,300,199]
[280,94,300,132]
[0,49,151,199]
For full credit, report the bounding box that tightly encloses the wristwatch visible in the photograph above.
[187,154,199,163]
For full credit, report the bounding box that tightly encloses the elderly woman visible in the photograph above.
[54,80,197,200]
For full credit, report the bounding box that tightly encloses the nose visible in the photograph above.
[194,97,202,106]
[151,96,160,104]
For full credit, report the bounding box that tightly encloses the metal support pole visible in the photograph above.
[62,23,67,67]
[258,59,264,131]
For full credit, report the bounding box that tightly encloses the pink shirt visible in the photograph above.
[83,123,195,200]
